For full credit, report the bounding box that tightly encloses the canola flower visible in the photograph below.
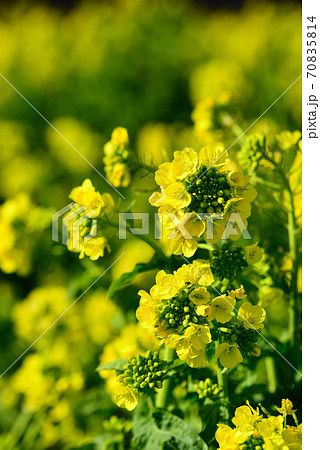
[103,127,131,188]
[0,193,52,275]
[216,400,302,450]
[149,145,257,256]
[114,351,170,411]
[210,242,263,280]
[136,263,265,370]
[67,178,115,260]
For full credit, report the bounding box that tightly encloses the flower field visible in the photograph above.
[0,1,302,449]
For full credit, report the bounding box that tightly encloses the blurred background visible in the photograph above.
[0,0,301,448]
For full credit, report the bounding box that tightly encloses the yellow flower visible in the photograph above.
[276,130,301,151]
[111,127,129,147]
[238,302,266,330]
[136,267,216,368]
[229,285,247,300]
[79,236,109,261]
[184,324,212,350]
[282,424,302,449]
[69,179,105,217]
[175,260,214,286]
[171,147,198,180]
[215,424,248,449]
[275,399,296,417]
[215,343,243,369]
[244,243,263,265]
[166,327,210,368]
[257,416,284,439]
[150,270,182,299]
[189,287,211,305]
[136,290,157,328]
[199,295,235,323]
[115,382,139,411]
[232,403,261,432]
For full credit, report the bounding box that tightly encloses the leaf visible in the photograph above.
[96,358,128,372]
[133,408,208,450]
[199,404,220,444]
[107,261,157,297]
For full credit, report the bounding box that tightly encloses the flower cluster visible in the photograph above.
[238,133,266,170]
[194,377,220,400]
[115,351,169,411]
[210,242,263,280]
[0,193,52,275]
[149,145,257,256]
[103,127,131,188]
[215,295,266,369]
[68,178,114,260]
[136,263,265,370]
[216,400,301,450]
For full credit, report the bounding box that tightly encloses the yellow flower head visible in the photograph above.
[150,144,256,256]
[215,424,248,448]
[238,302,266,330]
[79,236,109,261]
[215,342,243,369]
[189,286,211,305]
[198,295,235,323]
[69,179,105,217]
[115,382,139,411]
[257,415,284,439]
[232,403,261,432]
[275,399,296,417]
[136,266,215,367]
[229,285,247,300]
[282,424,302,448]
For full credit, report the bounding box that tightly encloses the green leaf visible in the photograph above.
[133,408,208,450]
[199,404,220,444]
[96,358,128,372]
[107,261,157,297]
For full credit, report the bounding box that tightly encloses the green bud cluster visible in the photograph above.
[157,289,205,331]
[211,244,248,280]
[229,324,258,354]
[186,166,232,214]
[194,378,220,399]
[240,134,266,170]
[240,436,264,450]
[118,351,168,392]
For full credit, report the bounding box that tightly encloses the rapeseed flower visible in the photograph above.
[216,400,302,450]
[150,145,257,256]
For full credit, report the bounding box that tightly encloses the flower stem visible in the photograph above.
[156,347,175,409]
[215,341,229,420]
[281,174,299,348]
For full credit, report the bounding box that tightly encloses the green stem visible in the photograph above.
[215,341,229,419]
[156,347,175,409]
[281,173,299,348]
[265,356,277,394]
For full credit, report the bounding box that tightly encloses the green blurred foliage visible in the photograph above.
[0,0,301,448]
